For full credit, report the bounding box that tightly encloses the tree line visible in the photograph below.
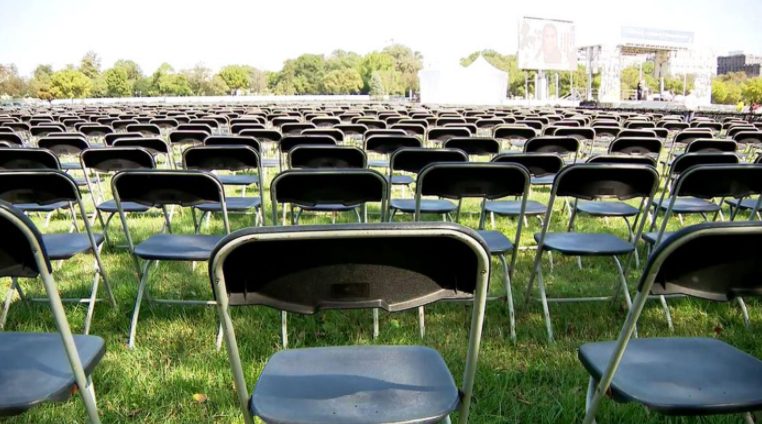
[0,44,423,100]
[2,46,762,105]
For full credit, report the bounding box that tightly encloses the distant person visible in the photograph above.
[636,81,643,101]
[541,24,562,65]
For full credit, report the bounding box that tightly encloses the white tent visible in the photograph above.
[418,56,508,105]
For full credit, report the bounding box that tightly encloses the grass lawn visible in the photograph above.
[2,170,760,424]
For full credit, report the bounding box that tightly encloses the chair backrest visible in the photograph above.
[279,135,337,154]
[443,137,500,156]
[78,125,113,137]
[0,201,50,277]
[281,123,316,136]
[390,148,469,174]
[685,139,737,153]
[209,222,491,422]
[302,128,344,141]
[554,163,659,201]
[364,129,406,140]
[231,123,266,134]
[112,137,170,154]
[289,145,367,169]
[669,152,739,176]
[0,169,81,205]
[674,129,713,144]
[183,145,261,172]
[586,154,657,167]
[524,136,580,158]
[37,136,90,156]
[417,162,530,201]
[333,124,368,138]
[81,147,156,173]
[608,137,662,156]
[365,135,421,154]
[204,135,261,152]
[270,169,388,223]
[390,123,426,137]
[617,129,657,139]
[427,127,471,142]
[126,124,161,137]
[0,148,61,170]
[238,129,282,143]
[0,132,24,146]
[732,130,762,146]
[553,127,595,141]
[169,130,208,145]
[104,132,143,146]
[491,153,564,177]
[671,164,762,200]
[112,170,227,208]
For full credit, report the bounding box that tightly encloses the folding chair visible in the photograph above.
[608,137,662,158]
[684,138,737,153]
[526,164,659,342]
[415,162,530,341]
[0,171,114,334]
[364,135,421,184]
[388,148,468,221]
[443,137,501,159]
[112,170,231,348]
[270,168,387,226]
[278,135,336,171]
[211,222,490,424]
[524,136,580,164]
[183,145,265,228]
[112,137,173,168]
[484,153,565,227]
[0,202,104,423]
[80,147,156,245]
[581,221,762,424]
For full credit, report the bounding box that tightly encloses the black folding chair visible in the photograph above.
[112,170,231,348]
[211,223,490,424]
[80,147,156,246]
[684,138,737,153]
[388,148,468,220]
[278,135,337,171]
[415,162,530,340]
[270,168,387,226]
[0,201,104,423]
[524,135,580,164]
[183,145,265,228]
[364,135,421,183]
[526,164,659,342]
[608,137,662,158]
[0,171,114,334]
[580,221,762,424]
[444,137,501,159]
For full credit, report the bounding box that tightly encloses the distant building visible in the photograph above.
[717,53,762,76]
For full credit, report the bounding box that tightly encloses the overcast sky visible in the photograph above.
[1,0,761,76]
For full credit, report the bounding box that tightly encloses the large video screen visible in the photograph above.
[518,17,576,71]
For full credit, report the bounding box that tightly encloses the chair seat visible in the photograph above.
[250,345,458,424]
[298,203,360,212]
[390,199,457,214]
[216,174,259,186]
[15,201,70,212]
[60,162,81,170]
[485,199,547,216]
[368,159,389,168]
[531,175,555,185]
[42,233,105,260]
[725,198,761,210]
[642,231,676,245]
[477,230,513,253]
[579,337,762,415]
[536,232,634,256]
[261,158,279,168]
[657,197,719,213]
[576,201,639,217]
[97,199,151,213]
[133,234,223,261]
[0,332,105,417]
[388,175,413,185]
[196,197,261,212]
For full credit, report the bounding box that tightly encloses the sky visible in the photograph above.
[1,0,761,76]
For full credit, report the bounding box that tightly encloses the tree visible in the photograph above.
[113,59,143,81]
[359,52,394,93]
[50,69,92,98]
[742,78,762,105]
[217,65,251,93]
[246,66,269,94]
[326,50,362,72]
[369,72,385,96]
[0,64,27,97]
[382,44,423,94]
[322,68,363,94]
[28,64,54,100]
[183,64,229,96]
[102,67,131,97]
[79,51,101,79]
[712,74,745,105]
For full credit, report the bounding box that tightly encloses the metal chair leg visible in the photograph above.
[280,311,288,349]
[499,254,516,342]
[536,266,554,343]
[737,297,751,328]
[418,306,425,338]
[372,308,379,339]
[127,260,153,349]
[659,295,674,331]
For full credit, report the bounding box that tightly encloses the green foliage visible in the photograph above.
[742,78,762,104]
[183,65,229,96]
[322,68,363,94]
[326,50,362,72]
[148,63,192,96]
[369,71,385,96]
[28,64,54,100]
[0,63,27,97]
[382,44,423,94]
[217,65,250,92]
[102,67,132,97]
[49,68,92,98]
[79,51,101,79]
[359,52,394,93]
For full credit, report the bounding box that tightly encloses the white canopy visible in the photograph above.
[418,56,508,105]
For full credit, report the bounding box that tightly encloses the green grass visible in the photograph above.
[2,175,760,424]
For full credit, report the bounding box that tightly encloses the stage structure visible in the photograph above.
[517,17,577,101]
[579,27,714,105]
[418,56,508,105]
